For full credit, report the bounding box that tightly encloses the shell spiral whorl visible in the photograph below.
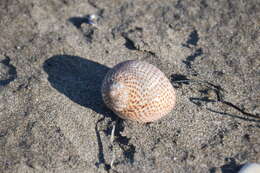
[101,60,176,123]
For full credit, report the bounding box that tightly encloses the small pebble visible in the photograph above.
[238,163,260,173]
[87,14,97,25]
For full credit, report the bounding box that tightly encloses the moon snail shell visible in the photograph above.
[101,60,176,123]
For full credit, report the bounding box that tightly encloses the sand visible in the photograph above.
[0,0,259,172]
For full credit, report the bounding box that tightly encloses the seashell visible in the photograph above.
[238,163,260,173]
[101,60,176,123]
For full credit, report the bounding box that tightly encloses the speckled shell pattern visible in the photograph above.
[101,60,176,123]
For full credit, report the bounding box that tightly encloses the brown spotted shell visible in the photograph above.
[101,60,176,123]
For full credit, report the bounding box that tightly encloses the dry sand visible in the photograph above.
[0,0,259,172]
